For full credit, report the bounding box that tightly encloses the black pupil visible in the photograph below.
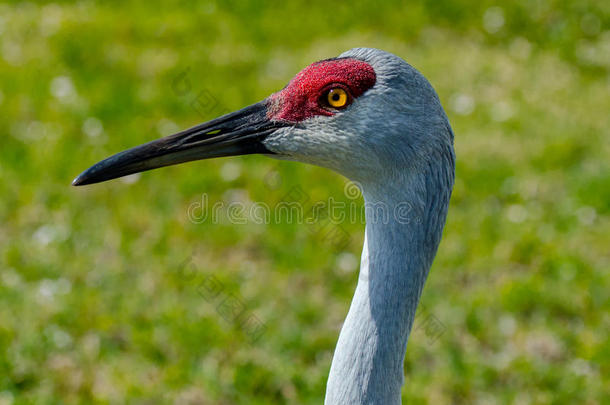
[331,92,340,101]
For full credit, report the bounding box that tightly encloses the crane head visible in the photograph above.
[73,48,452,186]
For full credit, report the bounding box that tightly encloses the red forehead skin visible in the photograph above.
[267,58,376,123]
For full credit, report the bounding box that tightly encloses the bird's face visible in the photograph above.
[261,55,380,179]
[74,48,450,186]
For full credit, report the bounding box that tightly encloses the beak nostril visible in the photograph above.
[180,128,227,147]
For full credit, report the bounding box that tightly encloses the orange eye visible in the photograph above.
[326,88,349,108]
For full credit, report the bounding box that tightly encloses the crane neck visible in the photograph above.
[325,158,453,405]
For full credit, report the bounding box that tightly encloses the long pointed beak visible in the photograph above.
[72,100,284,186]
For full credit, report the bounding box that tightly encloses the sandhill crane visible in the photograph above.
[73,48,455,405]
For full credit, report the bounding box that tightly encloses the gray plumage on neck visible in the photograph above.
[325,148,454,404]
[264,48,455,404]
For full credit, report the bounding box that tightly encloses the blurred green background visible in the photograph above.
[1,1,609,404]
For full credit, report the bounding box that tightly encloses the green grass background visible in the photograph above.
[1,1,609,403]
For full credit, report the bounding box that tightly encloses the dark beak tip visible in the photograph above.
[72,170,96,186]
